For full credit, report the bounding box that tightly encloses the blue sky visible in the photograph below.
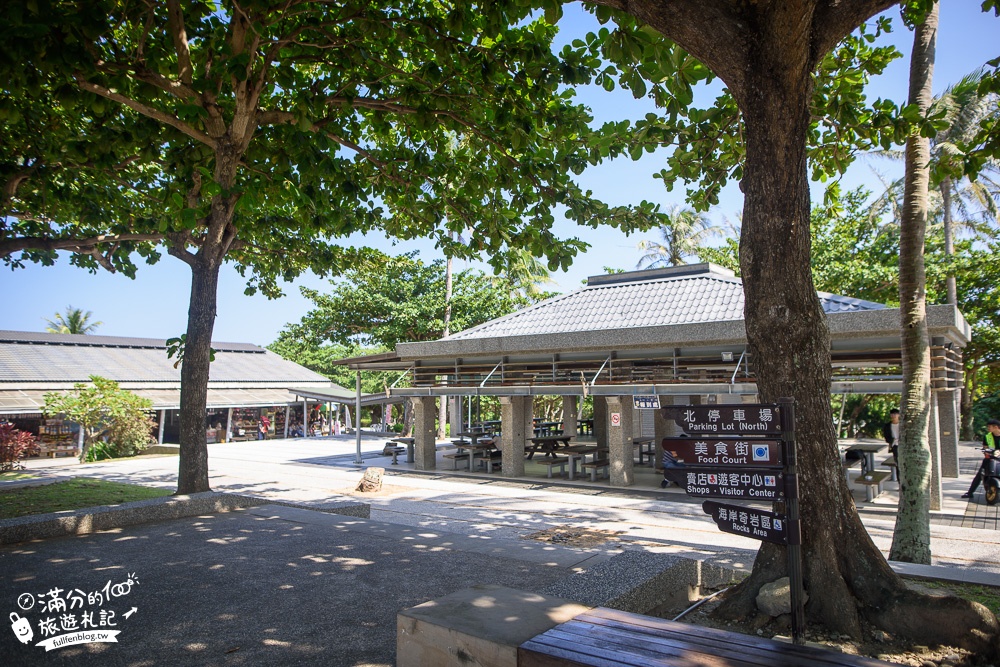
[1,2,997,346]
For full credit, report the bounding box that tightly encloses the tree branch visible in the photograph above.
[812,0,899,67]
[166,0,194,85]
[0,232,165,258]
[75,78,217,148]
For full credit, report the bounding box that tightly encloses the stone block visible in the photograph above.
[397,585,589,667]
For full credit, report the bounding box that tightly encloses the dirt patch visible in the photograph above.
[661,584,984,667]
[521,526,624,548]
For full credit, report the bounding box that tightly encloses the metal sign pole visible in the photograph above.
[779,397,805,644]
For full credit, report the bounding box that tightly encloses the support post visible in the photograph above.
[779,397,805,645]
[302,398,308,437]
[284,405,290,439]
[158,410,166,445]
[593,396,608,449]
[355,372,363,464]
[606,396,634,487]
[500,396,530,477]
[413,396,437,470]
[938,389,960,478]
[561,396,578,437]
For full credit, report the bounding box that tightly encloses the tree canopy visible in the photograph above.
[1,0,664,493]
[273,252,529,351]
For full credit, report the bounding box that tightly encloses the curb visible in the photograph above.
[0,492,370,546]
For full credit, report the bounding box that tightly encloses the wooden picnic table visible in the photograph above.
[838,440,887,475]
[562,444,600,480]
[528,434,573,459]
[454,439,498,472]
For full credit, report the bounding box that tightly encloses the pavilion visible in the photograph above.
[337,264,967,506]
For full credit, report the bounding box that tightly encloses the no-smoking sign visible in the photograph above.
[611,412,621,427]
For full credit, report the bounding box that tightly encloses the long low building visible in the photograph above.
[0,330,366,446]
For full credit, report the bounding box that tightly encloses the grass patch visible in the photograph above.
[920,579,1000,616]
[0,478,171,519]
[0,471,37,481]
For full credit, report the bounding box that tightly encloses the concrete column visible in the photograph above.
[413,396,437,470]
[225,408,232,442]
[302,398,308,437]
[562,396,578,437]
[928,392,942,511]
[606,396,634,487]
[938,390,960,478]
[448,397,463,436]
[500,396,531,477]
[593,396,608,448]
[653,395,684,469]
[158,410,166,444]
[284,406,290,439]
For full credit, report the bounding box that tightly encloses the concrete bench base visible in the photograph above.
[397,585,589,667]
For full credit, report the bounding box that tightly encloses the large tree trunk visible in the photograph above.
[175,255,221,494]
[961,374,976,440]
[890,2,937,565]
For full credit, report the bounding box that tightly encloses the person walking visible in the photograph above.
[962,418,1000,499]
[881,408,901,461]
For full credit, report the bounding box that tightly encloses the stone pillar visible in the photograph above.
[449,397,463,436]
[928,392,942,511]
[606,396,634,487]
[562,396,578,437]
[413,396,437,470]
[654,395,685,469]
[938,390,960,478]
[500,396,531,477]
[593,396,608,448]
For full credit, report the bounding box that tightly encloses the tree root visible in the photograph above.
[866,587,999,656]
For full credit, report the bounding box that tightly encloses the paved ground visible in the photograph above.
[2,435,998,665]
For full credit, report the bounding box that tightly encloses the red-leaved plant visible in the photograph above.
[0,423,35,472]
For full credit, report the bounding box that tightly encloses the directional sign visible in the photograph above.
[665,468,784,501]
[663,404,783,435]
[703,501,789,545]
[661,437,784,468]
[633,395,661,410]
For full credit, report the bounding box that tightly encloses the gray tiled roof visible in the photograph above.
[447,264,885,341]
[0,331,328,384]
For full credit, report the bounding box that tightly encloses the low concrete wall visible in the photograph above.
[0,492,369,545]
[398,585,590,667]
[397,556,746,667]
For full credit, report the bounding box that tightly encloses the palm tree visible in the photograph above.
[44,306,102,335]
[870,69,1000,304]
[504,248,554,301]
[635,206,720,269]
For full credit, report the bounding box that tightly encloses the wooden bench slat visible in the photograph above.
[855,471,891,486]
[563,616,878,667]
[533,624,764,667]
[520,639,637,667]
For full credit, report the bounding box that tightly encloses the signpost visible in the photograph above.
[662,398,804,644]
[633,395,661,410]
[702,501,787,544]
[661,437,784,467]
[665,468,784,501]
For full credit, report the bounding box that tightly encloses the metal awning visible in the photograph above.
[288,386,405,407]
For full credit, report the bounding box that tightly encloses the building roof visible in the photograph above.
[446,264,885,342]
[0,330,339,413]
[0,330,327,384]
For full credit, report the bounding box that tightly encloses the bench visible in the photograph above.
[581,458,609,482]
[634,437,655,465]
[539,457,570,478]
[881,457,898,482]
[484,449,503,473]
[855,470,892,501]
[382,444,406,465]
[37,443,78,458]
[443,452,471,470]
[843,456,863,484]
[519,606,895,667]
